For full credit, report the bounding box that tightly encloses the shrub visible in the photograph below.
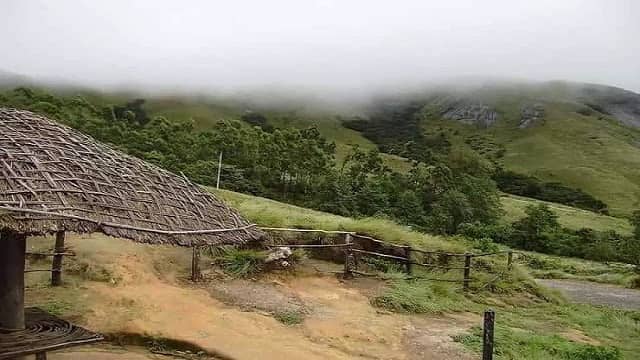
[215,248,267,277]
[274,310,305,325]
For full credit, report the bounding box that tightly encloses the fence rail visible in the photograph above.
[24,231,68,286]
[257,227,518,290]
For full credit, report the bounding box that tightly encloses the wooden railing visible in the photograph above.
[24,231,74,286]
[256,227,517,290]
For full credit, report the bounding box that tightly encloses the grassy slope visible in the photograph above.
[502,104,640,216]
[212,187,461,252]
[99,90,638,227]
[501,194,633,235]
[422,100,640,216]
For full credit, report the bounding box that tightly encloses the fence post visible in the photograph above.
[191,246,201,282]
[345,233,352,245]
[51,231,65,286]
[463,253,472,291]
[343,244,354,279]
[403,246,413,276]
[483,309,495,360]
[507,251,513,270]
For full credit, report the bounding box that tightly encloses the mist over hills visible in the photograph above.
[2,72,640,215]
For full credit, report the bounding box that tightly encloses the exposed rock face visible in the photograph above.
[578,85,640,128]
[519,104,545,128]
[441,102,498,128]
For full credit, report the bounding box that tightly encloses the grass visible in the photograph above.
[501,194,633,235]
[421,100,640,217]
[372,277,471,314]
[372,267,639,359]
[215,248,267,277]
[211,188,464,253]
[521,251,639,288]
[455,323,622,360]
[273,310,305,325]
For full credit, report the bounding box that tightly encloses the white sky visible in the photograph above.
[1,0,639,93]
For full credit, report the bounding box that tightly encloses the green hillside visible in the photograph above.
[421,100,640,216]
[500,194,633,235]
[143,82,640,216]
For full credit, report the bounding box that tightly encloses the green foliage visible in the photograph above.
[454,325,621,360]
[1,87,503,235]
[631,210,640,240]
[215,248,267,277]
[361,256,404,274]
[494,170,609,214]
[511,204,561,252]
[371,278,468,314]
[273,310,305,325]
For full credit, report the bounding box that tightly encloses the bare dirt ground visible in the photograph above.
[537,279,640,310]
[49,345,175,359]
[27,236,479,360]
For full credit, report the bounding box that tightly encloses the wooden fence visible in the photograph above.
[247,227,517,290]
[24,231,74,286]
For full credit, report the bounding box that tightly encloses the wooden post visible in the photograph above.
[191,246,201,282]
[0,231,26,330]
[36,352,47,360]
[51,231,65,286]
[483,309,495,360]
[403,246,413,275]
[345,233,352,245]
[343,244,354,279]
[507,251,513,270]
[463,253,472,291]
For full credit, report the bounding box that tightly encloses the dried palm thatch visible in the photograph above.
[0,108,263,246]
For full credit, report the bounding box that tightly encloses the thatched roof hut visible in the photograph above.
[0,108,262,246]
[0,108,264,331]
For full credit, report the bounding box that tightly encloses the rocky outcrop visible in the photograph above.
[441,102,498,128]
[519,104,545,128]
[578,85,640,128]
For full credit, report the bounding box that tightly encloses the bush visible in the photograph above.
[274,310,305,325]
[215,248,267,277]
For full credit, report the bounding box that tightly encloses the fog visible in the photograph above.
[2,0,639,95]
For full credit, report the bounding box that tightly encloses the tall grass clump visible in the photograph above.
[215,248,267,277]
[372,278,469,314]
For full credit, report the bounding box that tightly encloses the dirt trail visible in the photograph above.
[537,279,640,310]
[76,251,476,360]
[49,346,170,359]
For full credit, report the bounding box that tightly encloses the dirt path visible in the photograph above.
[537,279,640,310]
[49,345,174,359]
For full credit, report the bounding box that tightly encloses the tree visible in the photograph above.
[512,204,560,251]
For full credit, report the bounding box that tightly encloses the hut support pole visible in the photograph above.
[0,230,26,330]
[191,246,201,282]
[51,231,65,286]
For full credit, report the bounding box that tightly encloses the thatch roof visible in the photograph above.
[0,108,263,246]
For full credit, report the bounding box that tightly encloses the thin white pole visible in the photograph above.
[216,151,223,189]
